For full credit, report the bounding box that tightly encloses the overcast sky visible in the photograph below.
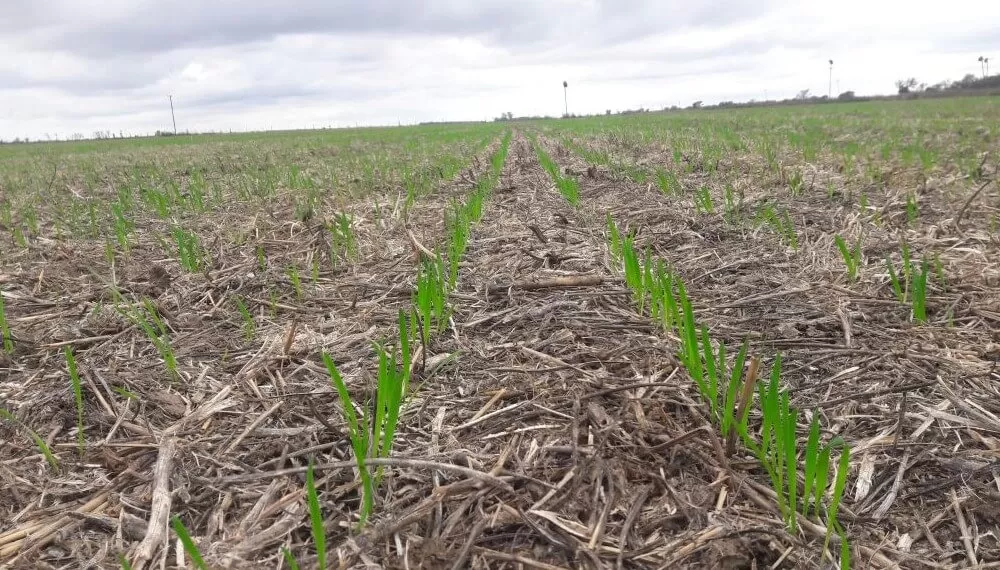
[2,0,998,139]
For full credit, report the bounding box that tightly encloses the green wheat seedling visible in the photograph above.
[322,352,374,525]
[321,331,409,528]
[677,280,710,404]
[736,355,852,550]
[0,290,13,353]
[885,257,906,302]
[723,184,740,223]
[533,139,580,206]
[694,185,714,214]
[281,548,301,570]
[606,213,623,263]
[173,226,204,273]
[752,354,799,530]
[757,204,798,249]
[120,299,178,380]
[555,176,580,206]
[111,203,132,252]
[446,203,471,290]
[171,516,208,570]
[65,347,85,457]
[911,259,929,323]
[287,266,303,300]
[621,234,645,311]
[329,212,358,265]
[788,168,804,196]
[0,408,60,472]
[824,447,852,567]
[834,235,862,282]
[188,170,207,211]
[415,256,449,345]
[655,168,680,195]
[305,462,327,568]
[649,260,681,334]
[233,296,255,340]
[371,337,409,480]
[717,338,750,446]
[905,193,920,225]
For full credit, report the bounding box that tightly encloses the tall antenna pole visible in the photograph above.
[563,81,568,117]
[169,95,177,134]
[828,60,834,98]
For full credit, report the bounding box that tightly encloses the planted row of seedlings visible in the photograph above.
[528,134,580,206]
[169,132,513,567]
[530,129,854,565]
[529,129,853,565]
[606,215,852,567]
[556,129,949,329]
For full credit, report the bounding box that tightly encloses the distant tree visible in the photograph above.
[691,100,703,108]
[837,90,856,100]
[795,89,810,100]
[895,77,918,94]
[606,109,611,115]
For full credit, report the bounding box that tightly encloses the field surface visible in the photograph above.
[1,98,999,569]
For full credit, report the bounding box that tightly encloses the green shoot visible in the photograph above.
[281,548,301,570]
[171,516,208,570]
[65,347,85,456]
[0,290,12,353]
[834,235,862,282]
[287,266,303,300]
[0,408,60,472]
[173,226,204,273]
[655,168,680,195]
[606,213,622,263]
[321,352,374,526]
[694,185,714,214]
[823,447,852,557]
[119,299,178,380]
[885,257,905,302]
[905,193,919,225]
[306,462,327,569]
[329,212,358,266]
[912,259,929,323]
[719,339,750,445]
[233,297,255,341]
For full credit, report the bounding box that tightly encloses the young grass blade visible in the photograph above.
[912,259,929,323]
[321,351,374,526]
[0,290,13,353]
[0,408,60,472]
[281,548,301,570]
[823,446,852,555]
[171,516,208,570]
[677,281,707,400]
[306,462,327,569]
[721,339,749,454]
[834,235,858,281]
[65,347,85,457]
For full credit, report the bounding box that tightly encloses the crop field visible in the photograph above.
[1,97,999,569]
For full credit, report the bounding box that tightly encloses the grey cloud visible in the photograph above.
[5,0,780,58]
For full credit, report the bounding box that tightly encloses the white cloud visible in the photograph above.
[1,0,998,139]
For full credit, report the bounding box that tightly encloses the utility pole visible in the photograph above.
[168,95,177,134]
[562,81,568,117]
[828,60,834,98]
